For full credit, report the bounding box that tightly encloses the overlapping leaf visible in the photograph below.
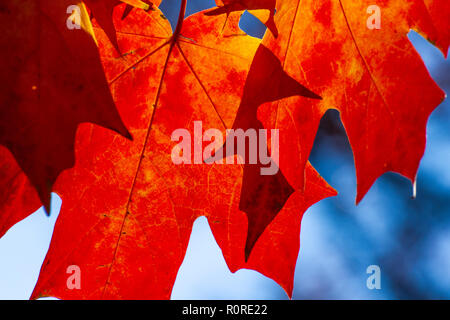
[206,0,278,37]
[0,0,132,213]
[84,0,155,51]
[218,44,323,258]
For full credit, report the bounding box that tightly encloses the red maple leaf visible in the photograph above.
[29,4,335,299]
[257,0,448,203]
